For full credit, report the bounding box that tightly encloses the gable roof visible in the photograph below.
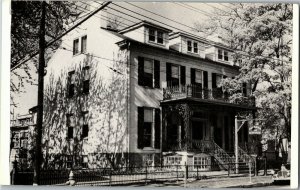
[119,20,173,34]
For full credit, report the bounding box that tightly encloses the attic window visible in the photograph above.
[148,28,164,45]
[218,49,229,62]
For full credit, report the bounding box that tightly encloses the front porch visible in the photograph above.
[161,98,256,171]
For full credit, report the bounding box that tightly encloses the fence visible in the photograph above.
[11,162,257,186]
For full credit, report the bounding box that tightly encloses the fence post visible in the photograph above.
[254,158,257,176]
[196,165,199,179]
[228,162,230,176]
[145,164,148,185]
[184,162,188,182]
[176,165,179,181]
[264,157,267,176]
[249,160,252,183]
[11,160,18,185]
[109,169,112,186]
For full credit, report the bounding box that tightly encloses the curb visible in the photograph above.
[227,182,273,188]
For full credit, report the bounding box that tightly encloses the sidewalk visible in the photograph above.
[130,176,273,188]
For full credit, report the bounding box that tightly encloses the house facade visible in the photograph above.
[42,14,256,170]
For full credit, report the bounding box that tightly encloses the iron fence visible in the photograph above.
[11,162,256,186]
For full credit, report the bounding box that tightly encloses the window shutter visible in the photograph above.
[203,71,208,88]
[154,108,160,149]
[154,60,160,88]
[180,66,186,85]
[212,73,217,88]
[138,57,144,86]
[137,107,144,149]
[191,68,196,84]
[242,83,247,96]
[166,63,171,85]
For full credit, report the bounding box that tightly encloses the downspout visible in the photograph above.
[126,41,131,167]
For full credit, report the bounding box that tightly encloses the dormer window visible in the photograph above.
[187,40,198,54]
[218,49,229,62]
[148,28,164,44]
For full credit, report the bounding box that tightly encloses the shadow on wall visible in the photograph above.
[42,52,129,169]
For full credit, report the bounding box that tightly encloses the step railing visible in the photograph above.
[238,146,255,168]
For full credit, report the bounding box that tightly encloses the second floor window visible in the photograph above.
[81,35,87,53]
[82,66,90,94]
[73,39,79,55]
[138,56,160,88]
[218,49,229,62]
[166,63,180,87]
[68,71,75,98]
[81,111,89,139]
[67,114,75,139]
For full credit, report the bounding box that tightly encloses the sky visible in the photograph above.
[11,2,231,117]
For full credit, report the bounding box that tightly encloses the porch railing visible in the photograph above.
[163,84,255,107]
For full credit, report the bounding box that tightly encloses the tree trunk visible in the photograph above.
[33,1,46,185]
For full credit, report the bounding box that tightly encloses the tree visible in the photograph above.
[194,3,292,140]
[42,53,129,170]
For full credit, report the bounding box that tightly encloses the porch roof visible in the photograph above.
[160,97,257,112]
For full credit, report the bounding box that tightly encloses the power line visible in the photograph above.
[173,2,212,17]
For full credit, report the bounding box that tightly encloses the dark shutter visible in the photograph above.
[154,60,160,88]
[166,63,172,85]
[212,73,217,88]
[191,68,196,84]
[137,107,144,149]
[242,83,247,96]
[203,71,208,88]
[154,109,161,149]
[138,57,144,86]
[180,66,186,85]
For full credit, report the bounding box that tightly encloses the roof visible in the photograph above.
[116,38,239,70]
[170,32,234,52]
[119,20,173,34]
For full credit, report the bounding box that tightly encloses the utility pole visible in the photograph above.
[235,116,239,174]
[33,1,46,185]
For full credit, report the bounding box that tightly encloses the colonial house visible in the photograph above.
[42,12,256,171]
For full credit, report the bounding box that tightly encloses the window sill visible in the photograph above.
[143,147,156,151]
[148,41,166,47]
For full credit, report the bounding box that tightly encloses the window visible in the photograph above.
[138,57,160,88]
[144,59,154,88]
[193,42,198,53]
[138,107,160,149]
[82,66,90,94]
[12,133,20,148]
[218,49,229,62]
[224,51,229,61]
[166,156,182,165]
[157,31,163,44]
[143,108,153,147]
[149,29,155,42]
[66,155,73,168]
[20,138,28,149]
[187,40,192,52]
[167,63,179,87]
[67,114,75,139]
[194,156,209,170]
[218,49,223,60]
[68,71,75,98]
[82,155,88,168]
[148,28,164,44]
[81,35,87,53]
[81,112,89,139]
[73,39,79,55]
[195,70,202,84]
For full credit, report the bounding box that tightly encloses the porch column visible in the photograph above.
[182,103,191,151]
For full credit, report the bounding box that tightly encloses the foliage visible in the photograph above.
[42,53,128,169]
[194,3,292,139]
[10,1,81,104]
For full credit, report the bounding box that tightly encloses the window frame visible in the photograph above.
[81,111,89,139]
[218,49,229,62]
[193,156,209,170]
[168,63,180,87]
[82,66,90,94]
[187,40,199,54]
[68,71,75,98]
[81,35,87,53]
[67,114,75,139]
[73,38,79,55]
[143,108,154,148]
[187,40,192,52]
[143,58,155,88]
[193,42,198,53]
[148,28,164,45]
[195,69,203,85]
